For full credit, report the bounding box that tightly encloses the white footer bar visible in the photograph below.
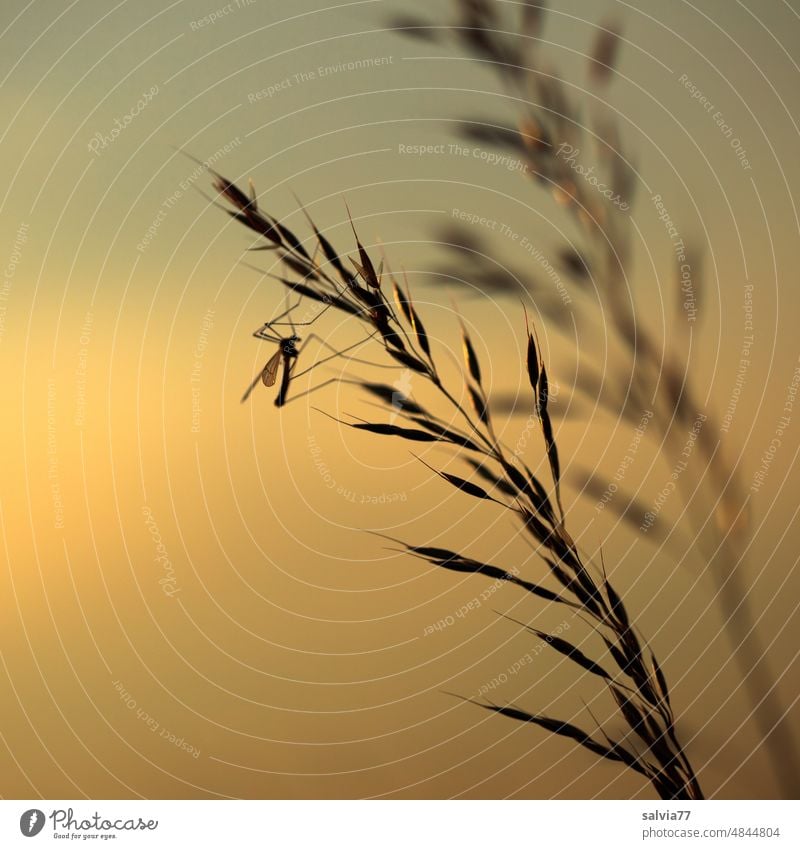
[1,800,796,848]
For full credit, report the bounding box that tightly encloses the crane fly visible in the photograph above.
[241,296,393,407]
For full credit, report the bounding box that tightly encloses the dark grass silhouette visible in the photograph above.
[207,165,703,799]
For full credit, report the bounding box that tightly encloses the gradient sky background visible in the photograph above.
[1,0,799,799]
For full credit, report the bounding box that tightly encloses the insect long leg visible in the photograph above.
[252,296,302,340]
[241,370,265,404]
[271,377,341,406]
[269,332,405,407]
[252,327,284,342]
[253,286,339,339]
[291,330,403,380]
[262,295,336,328]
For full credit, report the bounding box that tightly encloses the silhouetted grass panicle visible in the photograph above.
[211,171,702,798]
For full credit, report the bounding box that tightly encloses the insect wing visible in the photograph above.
[261,349,282,387]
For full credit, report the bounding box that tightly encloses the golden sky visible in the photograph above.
[1,0,799,799]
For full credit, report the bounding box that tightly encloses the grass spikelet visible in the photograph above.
[345,203,380,287]
[467,382,490,429]
[523,305,540,407]
[386,346,432,376]
[459,318,482,386]
[392,276,414,326]
[504,615,612,680]
[350,422,441,442]
[414,455,499,503]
